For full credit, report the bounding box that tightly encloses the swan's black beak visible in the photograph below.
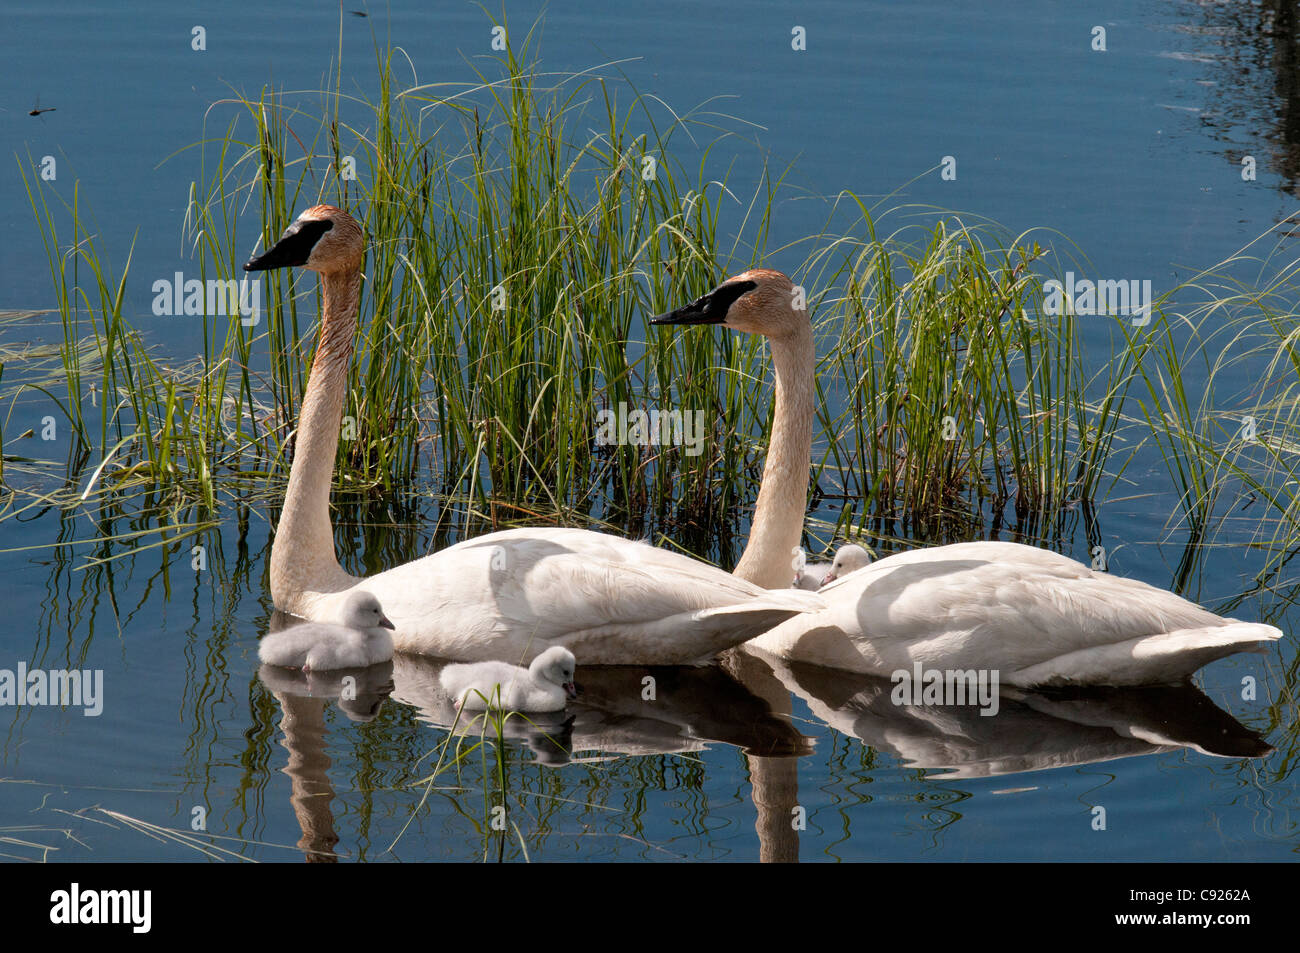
[378,615,396,631]
[563,681,579,700]
[244,218,334,271]
[649,279,757,326]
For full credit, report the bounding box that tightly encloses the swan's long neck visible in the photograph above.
[733,321,815,589]
[270,268,361,611]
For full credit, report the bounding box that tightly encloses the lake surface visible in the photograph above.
[0,0,1297,862]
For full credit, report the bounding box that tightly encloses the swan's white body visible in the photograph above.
[748,541,1281,686]
[304,528,826,664]
[258,591,395,671]
[441,646,578,712]
[246,209,825,666]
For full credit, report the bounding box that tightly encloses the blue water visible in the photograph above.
[0,1,1297,862]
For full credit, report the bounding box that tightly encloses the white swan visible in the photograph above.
[792,544,872,590]
[258,590,395,671]
[243,207,824,665]
[440,646,578,712]
[651,271,1284,686]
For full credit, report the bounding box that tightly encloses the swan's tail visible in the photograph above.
[570,589,827,665]
[1008,622,1283,688]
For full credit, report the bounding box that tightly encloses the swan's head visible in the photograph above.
[244,205,364,275]
[340,590,396,632]
[650,269,807,338]
[821,543,871,585]
[531,646,578,699]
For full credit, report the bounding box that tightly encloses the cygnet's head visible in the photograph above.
[821,544,871,585]
[340,591,396,633]
[531,646,578,699]
[650,269,807,340]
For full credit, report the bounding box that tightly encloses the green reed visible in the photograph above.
[7,13,1174,560]
[804,209,1153,542]
[1124,235,1300,577]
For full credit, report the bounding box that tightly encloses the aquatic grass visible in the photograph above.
[15,163,232,519]
[6,12,1196,572]
[800,207,1159,543]
[138,22,771,537]
[92,806,363,861]
[95,808,257,862]
[0,825,84,862]
[395,690,580,862]
[1118,234,1300,582]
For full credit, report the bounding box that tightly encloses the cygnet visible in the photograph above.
[792,543,872,589]
[258,591,395,672]
[440,646,578,712]
[820,544,872,586]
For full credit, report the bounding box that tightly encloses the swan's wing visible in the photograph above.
[361,528,825,663]
[565,590,830,664]
[760,541,1281,683]
[1007,624,1277,687]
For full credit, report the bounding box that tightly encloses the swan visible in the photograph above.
[243,206,824,665]
[792,544,872,590]
[440,646,579,712]
[651,270,1284,686]
[258,590,395,671]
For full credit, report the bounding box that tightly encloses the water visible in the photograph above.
[0,1,1297,862]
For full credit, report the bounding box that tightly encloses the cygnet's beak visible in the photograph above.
[563,681,579,700]
[821,572,837,586]
[379,615,396,631]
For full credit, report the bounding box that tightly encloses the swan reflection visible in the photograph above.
[737,646,1272,778]
[257,660,395,861]
[255,634,1270,862]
